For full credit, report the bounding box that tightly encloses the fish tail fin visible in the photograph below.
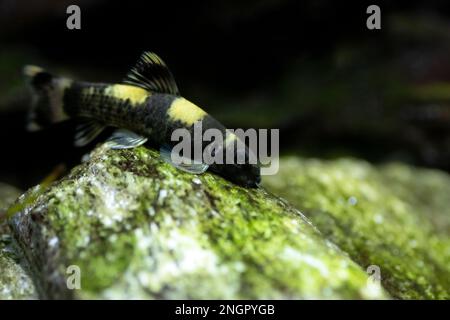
[23,65,72,131]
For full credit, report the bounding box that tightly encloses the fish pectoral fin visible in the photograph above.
[104,129,148,149]
[74,119,106,147]
[123,51,180,95]
[160,145,209,174]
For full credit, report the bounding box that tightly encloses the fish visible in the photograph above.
[24,52,261,187]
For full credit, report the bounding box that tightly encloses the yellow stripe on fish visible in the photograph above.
[168,97,207,125]
[104,84,150,105]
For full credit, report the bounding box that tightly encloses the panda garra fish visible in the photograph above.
[24,52,261,187]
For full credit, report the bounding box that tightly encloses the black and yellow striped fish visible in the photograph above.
[24,52,261,187]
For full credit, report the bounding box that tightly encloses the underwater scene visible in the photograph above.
[0,0,449,304]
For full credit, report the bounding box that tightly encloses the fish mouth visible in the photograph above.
[243,178,261,188]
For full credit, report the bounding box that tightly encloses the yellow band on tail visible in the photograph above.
[23,65,44,78]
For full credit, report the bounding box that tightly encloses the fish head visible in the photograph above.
[215,143,261,188]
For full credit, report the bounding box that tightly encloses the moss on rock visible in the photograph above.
[264,157,450,299]
[8,146,386,299]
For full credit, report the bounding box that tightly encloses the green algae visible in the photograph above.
[264,157,450,299]
[8,146,387,299]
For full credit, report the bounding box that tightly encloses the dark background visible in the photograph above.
[1,0,449,189]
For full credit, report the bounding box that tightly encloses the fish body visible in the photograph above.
[24,52,261,187]
[63,82,223,146]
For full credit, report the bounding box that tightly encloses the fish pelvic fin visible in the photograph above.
[23,65,72,131]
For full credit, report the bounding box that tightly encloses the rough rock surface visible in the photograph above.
[264,157,450,299]
[8,146,386,299]
[0,183,37,299]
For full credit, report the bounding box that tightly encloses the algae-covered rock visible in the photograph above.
[264,157,450,299]
[0,233,37,300]
[8,145,386,299]
[0,183,37,300]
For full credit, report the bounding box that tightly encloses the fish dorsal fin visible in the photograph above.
[124,52,180,95]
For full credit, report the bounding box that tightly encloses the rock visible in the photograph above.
[0,234,37,300]
[0,183,37,300]
[8,145,386,299]
[0,183,23,219]
[264,157,450,299]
